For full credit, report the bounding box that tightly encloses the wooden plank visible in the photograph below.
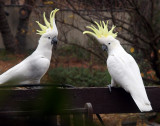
[73,113,83,126]
[61,114,71,126]
[61,87,160,113]
[0,87,159,114]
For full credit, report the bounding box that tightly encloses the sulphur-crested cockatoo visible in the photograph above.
[0,9,59,84]
[83,21,152,112]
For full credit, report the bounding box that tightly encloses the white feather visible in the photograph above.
[100,36,152,112]
[0,54,50,84]
[0,31,57,85]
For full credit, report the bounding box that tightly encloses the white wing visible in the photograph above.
[0,54,50,84]
[107,47,152,112]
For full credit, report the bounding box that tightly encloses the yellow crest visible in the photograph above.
[36,8,59,35]
[83,21,118,38]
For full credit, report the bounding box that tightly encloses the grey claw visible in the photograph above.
[108,84,112,93]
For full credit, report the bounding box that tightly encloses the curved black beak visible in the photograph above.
[51,37,58,50]
[102,44,108,52]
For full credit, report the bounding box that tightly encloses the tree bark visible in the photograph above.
[0,1,17,52]
[151,48,160,79]
[15,0,36,53]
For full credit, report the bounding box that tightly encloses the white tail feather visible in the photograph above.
[131,93,152,112]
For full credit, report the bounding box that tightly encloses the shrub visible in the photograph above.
[48,67,111,87]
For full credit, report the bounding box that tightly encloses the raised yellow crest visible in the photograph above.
[83,21,118,38]
[36,8,59,35]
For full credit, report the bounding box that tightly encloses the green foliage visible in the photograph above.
[58,45,91,61]
[48,67,111,87]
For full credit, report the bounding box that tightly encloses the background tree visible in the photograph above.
[0,0,17,52]
[15,0,36,52]
[54,0,160,83]
[0,0,36,53]
[0,0,160,83]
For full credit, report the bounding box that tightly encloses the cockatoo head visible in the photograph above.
[83,21,119,52]
[36,9,59,49]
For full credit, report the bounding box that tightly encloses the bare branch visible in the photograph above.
[65,0,94,24]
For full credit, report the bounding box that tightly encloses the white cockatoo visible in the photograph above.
[83,21,152,112]
[0,9,59,84]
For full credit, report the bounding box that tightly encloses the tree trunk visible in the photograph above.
[151,48,160,80]
[15,6,32,52]
[15,0,36,53]
[0,1,17,52]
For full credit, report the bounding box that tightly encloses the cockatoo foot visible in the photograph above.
[108,84,112,93]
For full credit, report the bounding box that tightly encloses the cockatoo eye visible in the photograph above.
[48,37,51,39]
[108,43,110,45]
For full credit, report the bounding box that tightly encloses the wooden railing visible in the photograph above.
[0,86,159,126]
